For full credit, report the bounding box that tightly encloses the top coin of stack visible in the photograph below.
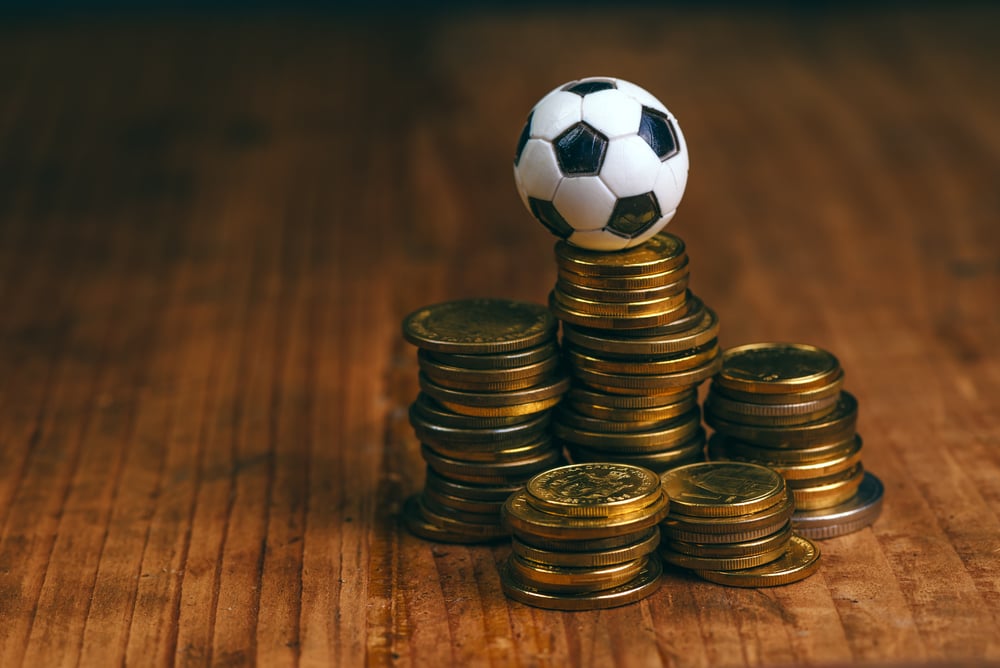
[704,343,883,539]
[401,299,570,543]
[500,463,669,610]
[549,232,721,472]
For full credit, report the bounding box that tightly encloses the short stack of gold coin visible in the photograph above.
[548,232,722,472]
[704,343,883,539]
[401,298,570,543]
[658,461,821,587]
[500,463,669,609]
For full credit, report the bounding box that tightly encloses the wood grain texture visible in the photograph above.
[0,6,998,666]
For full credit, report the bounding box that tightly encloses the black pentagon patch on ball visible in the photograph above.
[514,112,533,166]
[529,197,574,239]
[562,79,617,96]
[638,107,679,160]
[606,192,662,238]
[554,122,608,176]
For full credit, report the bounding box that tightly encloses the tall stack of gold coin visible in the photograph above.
[547,233,721,472]
[658,461,821,586]
[500,463,669,609]
[704,343,883,539]
[401,299,571,543]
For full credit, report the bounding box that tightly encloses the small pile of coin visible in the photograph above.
[548,233,721,472]
[704,343,883,539]
[500,463,669,609]
[658,461,821,587]
[401,298,570,543]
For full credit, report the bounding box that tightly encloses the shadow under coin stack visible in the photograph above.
[659,461,820,587]
[704,343,883,539]
[401,298,570,543]
[500,463,669,609]
[549,232,721,473]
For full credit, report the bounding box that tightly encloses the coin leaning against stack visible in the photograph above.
[658,461,821,586]
[705,343,883,539]
[401,298,570,543]
[549,232,722,473]
[500,463,669,609]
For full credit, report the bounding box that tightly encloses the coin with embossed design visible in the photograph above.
[402,298,556,354]
[526,463,662,518]
[660,461,786,518]
[716,343,841,395]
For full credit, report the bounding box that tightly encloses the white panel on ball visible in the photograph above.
[615,79,668,115]
[599,135,662,198]
[516,139,563,200]
[553,177,616,232]
[652,162,684,215]
[581,90,642,139]
[530,91,583,141]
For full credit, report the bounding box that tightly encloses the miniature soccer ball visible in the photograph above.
[513,77,689,251]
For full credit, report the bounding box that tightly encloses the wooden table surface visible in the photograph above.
[1,6,998,667]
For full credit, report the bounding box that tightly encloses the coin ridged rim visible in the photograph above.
[660,461,787,518]
[420,491,503,525]
[706,390,840,418]
[418,372,570,407]
[566,431,706,473]
[693,535,821,587]
[436,396,564,418]
[421,443,561,477]
[666,522,793,558]
[705,403,838,428]
[550,292,697,330]
[708,433,863,480]
[402,299,556,354]
[709,369,844,405]
[568,393,698,423]
[711,434,861,464]
[423,342,559,370]
[513,527,658,553]
[567,386,694,409]
[511,528,660,568]
[555,404,694,434]
[403,495,505,544]
[416,495,508,536]
[418,349,560,382]
[421,371,558,393]
[705,391,858,447]
[410,407,550,445]
[556,275,688,303]
[554,411,702,450]
[608,295,706,335]
[500,556,662,610]
[557,258,690,289]
[422,486,506,515]
[411,394,537,429]
[552,287,690,318]
[790,465,866,510]
[502,490,669,540]
[566,343,720,376]
[424,468,522,502]
[792,472,883,538]
[661,542,789,571]
[555,232,687,277]
[525,463,662,518]
[510,554,648,592]
[573,357,722,391]
[422,437,556,463]
[716,343,841,395]
[564,308,719,356]
[661,495,795,538]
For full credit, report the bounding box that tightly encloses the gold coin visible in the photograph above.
[554,410,702,452]
[573,356,721,393]
[612,295,706,335]
[705,392,858,448]
[551,287,690,318]
[410,394,537,429]
[422,437,556,463]
[705,390,839,420]
[556,275,688,303]
[563,308,719,357]
[709,369,844,405]
[511,528,660,568]
[555,232,686,277]
[421,372,556,393]
[420,491,502,525]
[415,495,509,538]
[716,343,841,395]
[568,391,698,423]
[525,462,662,518]
[513,527,658,553]
[661,542,788,571]
[418,349,560,383]
[693,535,821,587]
[660,461,787,518]
[500,555,662,610]
[418,372,570,408]
[790,464,866,510]
[666,522,793,558]
[423,342,558,370]
[792,471,883,539]
[567,429,705,473]
[556,257,689,289]
[550,291,693,330]
[502,489,669,540]
[509,555,649,593]
[421,443,562,478]
[422,486,506,515]
[402,298,556,354]
[555,405,689,434]
[567,386,694,409]
[709,433,863,481]
[660,495,795,541]
[424,468,522,502]
[709,433,860,465]
[402,495,506,544]
[436,396,564,418]
[409,408,550,447]
[567,342,719,376]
